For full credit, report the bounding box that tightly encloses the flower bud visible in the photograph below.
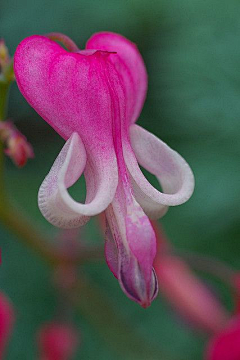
[0,121,34,167]
[37,322,79,360]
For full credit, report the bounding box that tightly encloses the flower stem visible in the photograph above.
[0,82,10,121]
[0,204,59,264]
[0,84,8,120]
[46,33,79,52]
[0,200,104,266]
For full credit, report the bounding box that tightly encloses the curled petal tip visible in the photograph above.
[125,125,194,219]
[38,132,118,228]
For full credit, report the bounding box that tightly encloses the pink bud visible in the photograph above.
[0,292,15,359]
[155,254,229,333]
[0,121,34,167]
[37,322,79,360]
[5,133,34,167]
[205,315,240,360]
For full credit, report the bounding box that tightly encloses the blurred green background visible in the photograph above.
[1,0,240,359]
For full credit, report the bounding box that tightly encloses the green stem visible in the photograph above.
[0,201,103,265]
[0,143,5,197]
[0,82,10,120]
[46,33,79,52]
[0,82,8,203]
[0,204,60,265]
[0,59,14,120]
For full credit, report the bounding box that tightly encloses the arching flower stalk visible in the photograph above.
[153,225,229,333]
[14,32,194,307]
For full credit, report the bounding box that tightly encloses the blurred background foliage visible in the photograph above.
[0,0,240,359]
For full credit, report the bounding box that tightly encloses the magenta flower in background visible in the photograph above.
[14,32,194,307]
[205,316,240,360]
[0,292,14,359]
[37,322,79,360]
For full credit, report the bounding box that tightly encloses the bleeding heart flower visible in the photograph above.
[14,32,194,307]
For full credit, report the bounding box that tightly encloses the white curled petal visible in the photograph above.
[124,125,195,219]
[38,132,118,228]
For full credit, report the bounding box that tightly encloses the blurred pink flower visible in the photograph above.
[153,225,229,333]
[0,292,14,359]
[0,121,34,167]
[14,32,194,307]
[205,315,240,360]
[37,322,79,360]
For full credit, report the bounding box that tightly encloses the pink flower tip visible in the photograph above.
[37,322,79,360]
[0,292,15,358]
[205,315,240,360]
[0,121,34,167]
